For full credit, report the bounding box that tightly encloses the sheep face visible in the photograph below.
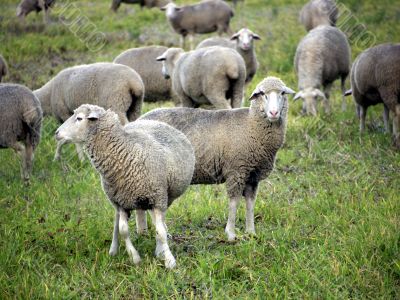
[160,3,180,18]
[156,48,184,80]
[231,28,261,51]
[55,105,107,144]
[294,88,327,116]
[250,89,293,122]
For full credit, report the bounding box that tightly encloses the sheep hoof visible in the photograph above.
[109,245,118,256]
[164,255,176,269]
[131,254,141,265]
[245,228,256,235]
[225,231,236,242]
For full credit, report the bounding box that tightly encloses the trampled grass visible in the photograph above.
[0,0,399,298]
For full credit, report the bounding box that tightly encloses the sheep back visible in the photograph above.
[114,46,173,103]
[0,83,42,149]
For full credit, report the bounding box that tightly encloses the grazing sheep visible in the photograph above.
[161,0,234,49]
[55,104,195,269]
[16,0,56,23]
[294,25,351,115]
[140,77,295,241]
[346,43,400,148]
[0,55,8,83]
[196,28,261,84]
[0,84,42,182]
[34,62,144,160]
[111,0,171,12]
[156,46,246,109]
[114,46,177,104]
[299,0,338,31]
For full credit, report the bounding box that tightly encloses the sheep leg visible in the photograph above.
[180,35,186,49]
[393,104,400,149]
[119,209,141,264]
[383,104,391,133]
[188,34,194,51]
[323,84,332,114]
[23,143,34,182]
[231,81,245,109]
[341,76,347,111]
[244,183,259,235]
[109,208,120,256]
[135,209,148,235]
[359,105,367,133]
[11,142,27,181]
[150,208,176,269]
[225,196,241,241]
[75,143,85,162]
[54,139,67,161]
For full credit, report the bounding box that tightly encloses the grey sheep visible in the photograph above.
[56,104,195,269]
[0,84,42,182]
[299,0,338,31]
[196,28,261,84]
[156,46,246,109]
[16,0,56,23]
[114,46,177,104]
[140,77,295,241]
[161,0,234,49]
[346,43,400,149]
[111,0,171,12]
[0,55,8,83]
[34,62,144,161]
[294,25,351,115]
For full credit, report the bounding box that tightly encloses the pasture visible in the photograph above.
[0,0,399,298]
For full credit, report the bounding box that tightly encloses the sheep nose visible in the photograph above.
[269,110,278,117]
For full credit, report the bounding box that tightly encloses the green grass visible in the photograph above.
[1,0,400,298]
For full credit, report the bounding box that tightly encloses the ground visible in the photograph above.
[0,0,399,298]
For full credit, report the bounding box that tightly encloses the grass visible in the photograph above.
[1,0,400,298]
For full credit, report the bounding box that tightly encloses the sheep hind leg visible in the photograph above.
[359,106,367,133]
[225,195,241,242]
[323,84,332,114]
[244,183,259,235]
[383,104,391,133]
[393,104,400,149]
[10,142,27,181]
[22,143,34,183]
[341,76,347,111]
[119,209,141,264]
[109,208,120,256]
[135,209,148,235]
[150,208,176,269]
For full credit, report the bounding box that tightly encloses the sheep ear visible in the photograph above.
[293,91,303,101]
[249,89,264,101]
[282,86,296,95]
[87,111,101,121]
[344,89,352,97]
[252,33,261,40]
[156,54,166,61]
[230,33,240,40]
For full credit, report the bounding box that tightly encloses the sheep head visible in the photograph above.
[156,48,184,80]
[249,77,295,122]
[231,28,261,51]
[293,88,327,116]
[160,3,182,17]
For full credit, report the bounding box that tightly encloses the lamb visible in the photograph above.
[140,77,295,241]
[0,84,42,182]
[156,46,246,109]
[114,46,177,104]
[34,62,144,161]
[299,0,338,31]
[0,55,8,83]
[345,43,400,149]
[55,104,195,269]
[294,25,351,115]
[111,0,171,12]
[161,0,234,49]
[16,0,56,23]
[196,28,261,84]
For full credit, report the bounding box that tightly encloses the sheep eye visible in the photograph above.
[76,117,83,121]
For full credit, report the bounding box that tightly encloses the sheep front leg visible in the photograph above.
[119,209,141,264]
[150,208,176,269]
[109,208,120,256]
[393,104,400,149]
[23,143,34,183]
[341,76,347,111]
[225,196,241,241]
[383,104,390,133]
[359,105,367,133]
[135,209,148,235]
[244,183,259,235]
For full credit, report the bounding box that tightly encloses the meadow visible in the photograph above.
[0,0,399,298]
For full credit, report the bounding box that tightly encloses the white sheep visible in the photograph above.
[55,104,195,268]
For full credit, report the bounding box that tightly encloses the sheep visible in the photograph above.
[346,43,400,149]
[16,0,56,23]
[0,84,42,182]
[156,46,246,109]
[34,62,144,161]
[299,0,338,31]
[114,46,177,104]
[0,55,8,83]
[196,28,261,84]
[161,0,234,49]
[293,25,351,115]
[140,77,295,241]
[111,0,171,12]
[55,104,195,269]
